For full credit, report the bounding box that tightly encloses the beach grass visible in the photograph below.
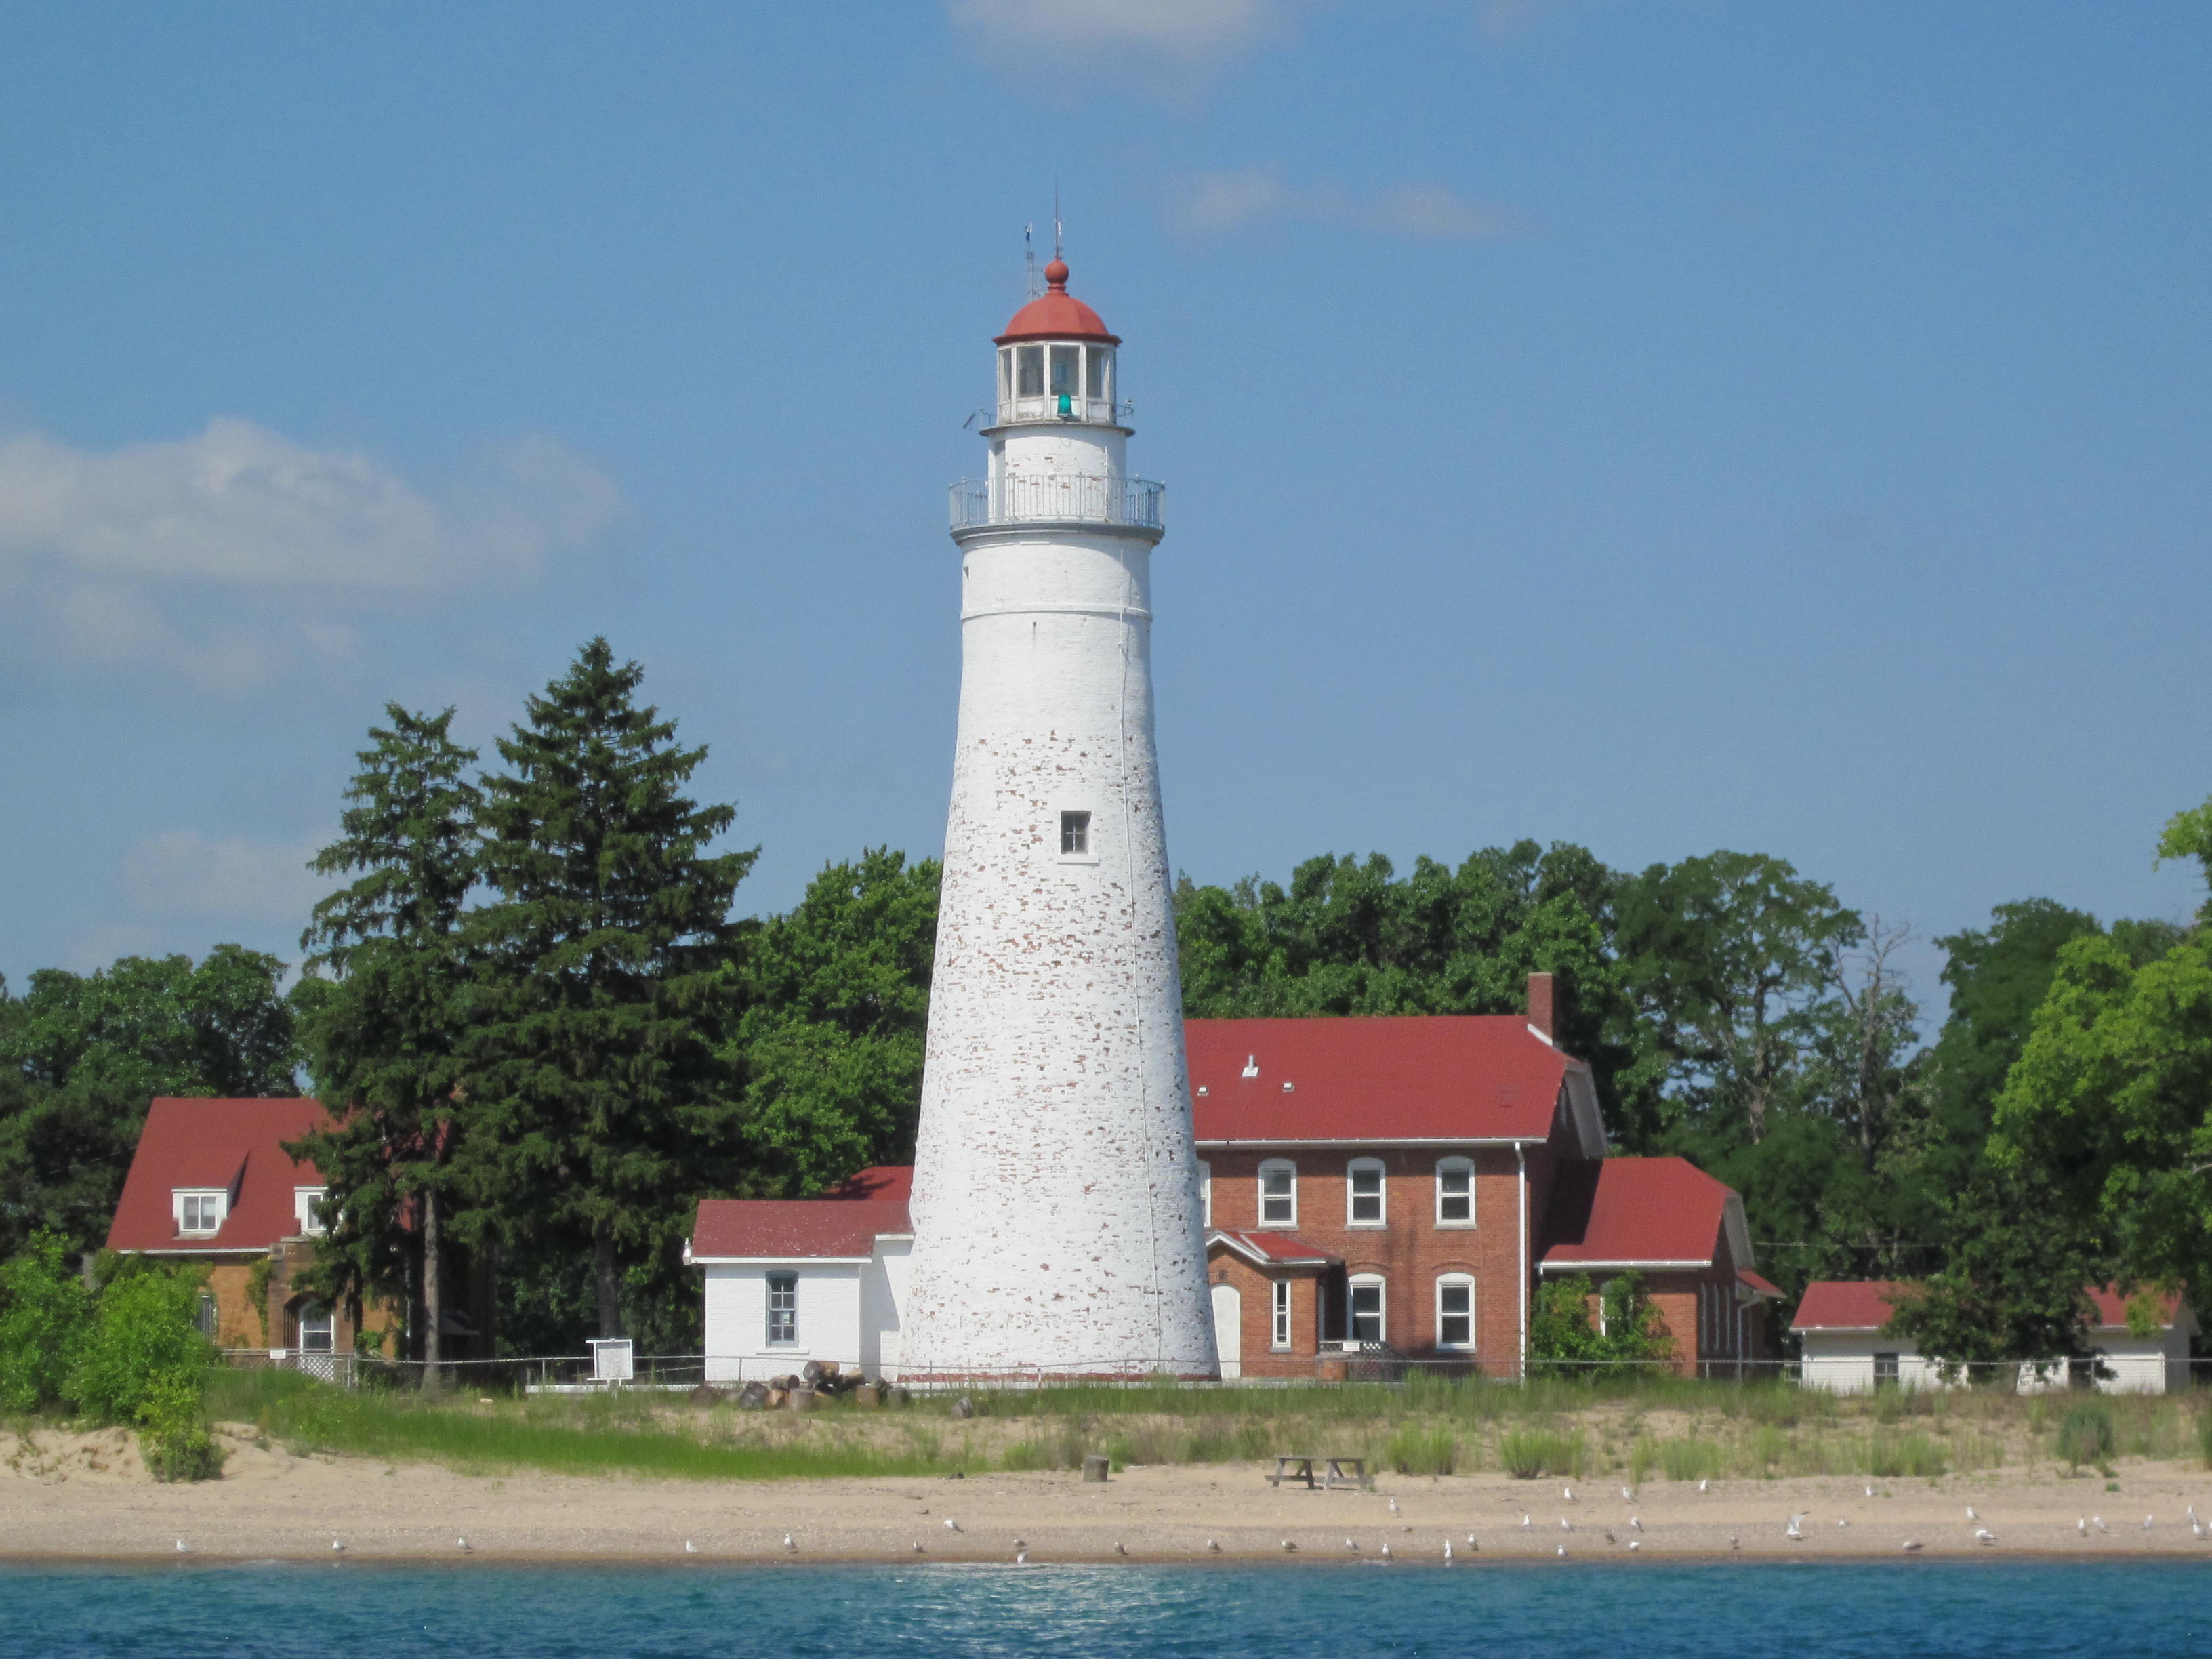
[199,1366,2210,1487]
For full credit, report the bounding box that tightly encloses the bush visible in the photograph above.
[72,1265,214,1425]
[137,1370,223,1483]
[1385,1421,1458,1476]
[2055,1401,2116,1471]
[1867,1431,1947,1479]
[1498,1429,1582,1479]
[0,1233,94,1413]
[1658,1437,1722,1483]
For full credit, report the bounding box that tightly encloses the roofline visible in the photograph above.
[113,1245,287,1256]
[1206,1231,1338,1269]
[1195,1136,1547,1149]
[687,1254,874,1266]
[1539,1258,1713,1271]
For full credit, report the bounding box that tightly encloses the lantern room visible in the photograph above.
[994,258,1121,426]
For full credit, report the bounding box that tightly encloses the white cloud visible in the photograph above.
[0,419,621,689]
[121,828,338,926]
[951,0,1292,91]
[1172,167,1526,240]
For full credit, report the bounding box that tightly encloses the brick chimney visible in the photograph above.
[1526,972,1555,1042]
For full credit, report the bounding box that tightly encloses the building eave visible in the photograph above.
[1195,1136,1548,1149]
[1538,1258,1713,1272]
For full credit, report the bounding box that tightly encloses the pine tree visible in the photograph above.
[293,705,482,1378]
[462,639,754,1341]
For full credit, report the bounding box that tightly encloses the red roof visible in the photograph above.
[997,260,1118,344]
[689,1198,911,1261]
[1208,1230,1340,1267]
[106,1097,330,1254]
[2086,1283,2185,1330]
[1790,1281,1914,1331]
[1739,1269,1784,1299]
[1188,1016,1576,1145]
[1538,1157,1736,1269]
[820,1165,913,1202]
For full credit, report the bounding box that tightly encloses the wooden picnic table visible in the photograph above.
[1268,1454,1369,1491]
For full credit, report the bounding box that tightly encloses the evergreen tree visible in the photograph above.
[293,705,482,1376]
[461,639,754,1343]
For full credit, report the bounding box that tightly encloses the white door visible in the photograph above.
[1210,1283,1242,1380]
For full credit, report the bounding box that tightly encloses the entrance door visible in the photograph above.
[1210,1283,1242,1380]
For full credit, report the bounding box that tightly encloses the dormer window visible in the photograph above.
[175,1190,226,1237]
[295,1187,329,1237]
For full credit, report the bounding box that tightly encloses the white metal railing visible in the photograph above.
[950,473,1165,532]
[996,395,1132,426]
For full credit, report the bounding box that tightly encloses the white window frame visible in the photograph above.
[1435,1157,1475,1227]
[296,1303,335,1354]
[294,1186,329,1237]
[1347,1273,1387,1347]
[1056,806,1098,865]
[174,1189,226,1236]
[1345,1158,1386,1228]
[766,1271,798,1347]
[1197,1161,1211,1228]
[1271,1279,1292,1351]
[1258,1159,1297,1227]
[1436,1274,1476,1352]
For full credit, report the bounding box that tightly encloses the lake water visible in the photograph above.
[3,1561,2208,1658]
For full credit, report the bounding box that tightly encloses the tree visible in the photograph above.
[735,848,938,1193]
[0,948,299,1259]
[293,705,482,1378]
[1527,1271,1672,1376]
[1615,851,1863,1147]
[460,639,754,1345]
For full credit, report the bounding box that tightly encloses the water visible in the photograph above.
[3,1561,2208,1658]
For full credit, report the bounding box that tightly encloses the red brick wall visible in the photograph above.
[1202,1146,1532,1374]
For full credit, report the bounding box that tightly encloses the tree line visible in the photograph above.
[3,636,2206,1362]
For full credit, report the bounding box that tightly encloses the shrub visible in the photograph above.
[1498,1429,1582,1479]
[1867,1432,1947,1479]
[2055,1402,2116,1471]
[136,1370,223,1483]
[1385,1421,1458,1476]
[72,1265,215,1425]
[0,1233,94,1413]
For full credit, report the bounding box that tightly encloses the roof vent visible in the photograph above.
[1195,1085,1208,1096]
[1282,1081,1294,1092]
[1242,1055,1259,1078]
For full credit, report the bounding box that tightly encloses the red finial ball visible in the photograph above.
[1044,258,1069,288]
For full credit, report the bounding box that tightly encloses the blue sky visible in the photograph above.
[2,1,2207,1014]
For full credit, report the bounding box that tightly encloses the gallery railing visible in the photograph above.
[949,473,1164,532]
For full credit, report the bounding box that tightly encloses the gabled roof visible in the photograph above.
[1207,1230,1340,1269]
[1187,1016,1602,1154]
[1538,1157,1750,1271]
[106,1097,329,1254]
[1739,1269,1784,1300]
[688,1198,911,1263]
[820,1165,913,1202]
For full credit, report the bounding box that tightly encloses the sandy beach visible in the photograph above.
[7,1424,2212,1564]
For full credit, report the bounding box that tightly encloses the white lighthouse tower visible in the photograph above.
[899,256,1217,1378]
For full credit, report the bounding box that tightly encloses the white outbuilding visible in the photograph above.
[1793,1279,2196,1394]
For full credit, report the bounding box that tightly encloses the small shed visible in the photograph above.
[1791,1281,1948,1393]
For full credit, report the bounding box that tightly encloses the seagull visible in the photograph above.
[1785,1513,1806,1540]
[2077,1519,2088,1536]
[1698,1479,1710,1494]
[1974,1528,1997,1546]
[2193,1521,2206,1540]
[911,1542,924,1554]
[783,1534,796,1553]
[1560,1517,1573,1532]
[684,1540,699,1554]
[1902,1540,1923,1553]
[1015,1551,1028,1565]
[1388,1498,1401,1515]
[1629,1517,1644,1532]
[1443,1540,1454,1563]
[457,1538,472,1553]
[1622,1487,1635,1502]
[1965,1505,1978,1522]
[1563,1486,1576,1503]
[1206,1539,1221,1554]
[1864,1485,1876,1498]
[943,1517,960,1532]
[1465,1533,1478,1547]
[1603,1530,1616,1545]
[1012,1538,1027,1549]
[1114,1542,1128,1556]
[1380,1543,1393,1560]
[1345,1538,1359,1551]
[174,1540,190,1554]
[1629,1540,1641,1552]
[1557,1544,1569,1558]
[1728,1535,1740,1551]
[2144,1515,2155,1530]
[1281,1540,1296,1553]
[1520,1513,1532,1529]
[2190,1505,2200,1523]
[1837,1519,1850,1529]
[2093,1517,2108,1533]
[331,1540,345,1554]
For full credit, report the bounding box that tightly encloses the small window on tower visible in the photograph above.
[998,348,1012,405]
[1086,345,1109,401]
[1017,346,1044,398]
[1049,344,1080,398]
[1059,811,1090,856]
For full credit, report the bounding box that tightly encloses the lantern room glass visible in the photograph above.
[996,344,1116,424]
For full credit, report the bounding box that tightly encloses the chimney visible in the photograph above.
[1526,972,1555,1042]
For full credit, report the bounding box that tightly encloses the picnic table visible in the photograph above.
[1268,1455,1370,1491]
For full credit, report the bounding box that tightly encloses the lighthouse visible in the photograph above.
[898,257,1217,1378]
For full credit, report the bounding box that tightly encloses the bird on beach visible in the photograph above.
[1114,1542,1128,1556]
[1973,1528,1997,1546]
[1785,1514,1807,1540]
[1520,1515,1532,1529]
[1965,1505,1978,1522]
[1557,1544,1569,1559]
[1015,1551,1028,1566]
[1628,1540,1641,1553]
[1563,1486,1576,1502]
[1012,1538,1027,1549]
[1629,1517,1643,1532]
[1622,1487,1635,1502]
[1388,1498,1401,1515]
[174,1540,190,1555]
[1443,1541,1454,1564]
[457,1538,471,1553]
[783,1534,796,1553]
[2077,1519,2088,1536]
[943,1518,961,1532]
[2193,1521,2207,1540]
[912,1542,924,1555]
[1837,1519,1849,1529]
[1698,1479,1711,1494]
[331,1540,345,1554]
[2092,1517,2108,1532]
[1345,1538,1359,1552]
[1282,1540,1297,1553]
[1864,1485,1876,1498]
[1465,1533,1478,1547]
[2143,1515,2155,1530]
[1728,1536,1740,1551]
[1559,1518,1573,1532]
[1206,1540,1221,1554]
[1380,1543,1393,1561]
[684,1540,699,1554]
[1902,1540,1923,1553]
[1603,1530,1616,1545]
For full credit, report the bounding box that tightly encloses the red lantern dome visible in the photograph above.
[996,259,1119,345]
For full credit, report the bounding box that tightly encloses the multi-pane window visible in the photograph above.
[1873,1351,1900,1387]
[297,1304,335,1354]
[176,1191,224,1235]
[1437,1277,1475,1351]
[766,1272,798,1346]
[1348,1276,1385,1346]
[1271,1279,1292,1350]
[1059,810,1090,856]
[295,1187,329,1237]
[1347,1158,1385,1226]
[1435,1158,1474,1226]
[1258,1160,1296,1226]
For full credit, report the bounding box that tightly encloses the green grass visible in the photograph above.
[1497,1428,1583,1479]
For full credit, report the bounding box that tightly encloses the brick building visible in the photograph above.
[692,983,1777,1380]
